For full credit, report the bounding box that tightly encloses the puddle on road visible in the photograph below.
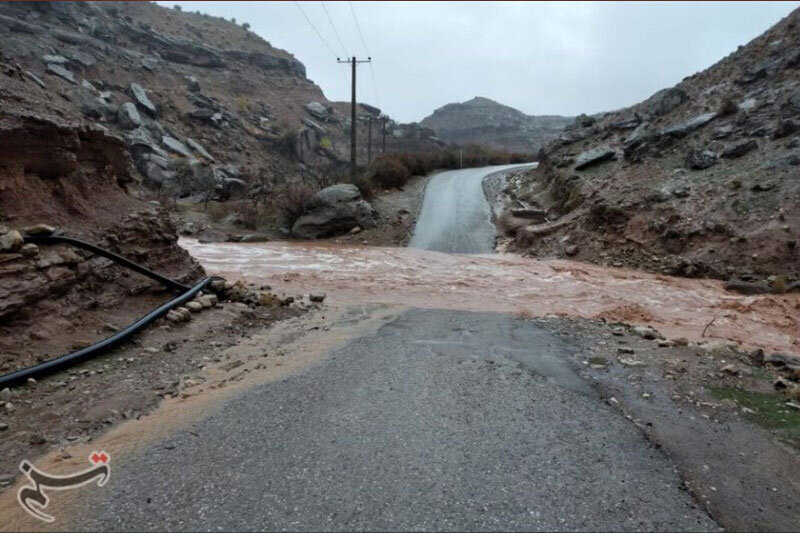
[181,239,800,356]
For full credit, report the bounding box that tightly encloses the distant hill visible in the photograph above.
[420,97,573,153]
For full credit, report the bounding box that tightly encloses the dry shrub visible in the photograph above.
[276,182,316,224]
[370,156,411,189]
[719,96,739,116]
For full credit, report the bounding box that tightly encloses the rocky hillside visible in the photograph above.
[420,96,572,153]
[501,7,800,292]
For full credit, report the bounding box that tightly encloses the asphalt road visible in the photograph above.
[409,164,533,253]
[79,309,715,531]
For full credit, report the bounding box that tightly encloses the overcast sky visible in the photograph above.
[165,1,798,122]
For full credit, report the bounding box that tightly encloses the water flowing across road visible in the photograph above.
[182,165,799,355]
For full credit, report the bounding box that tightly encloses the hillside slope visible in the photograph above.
[420,96,572,153]
[502,8,800,291]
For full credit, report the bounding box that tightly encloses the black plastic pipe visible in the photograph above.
[0,277,213,388]
[23,235,190,293]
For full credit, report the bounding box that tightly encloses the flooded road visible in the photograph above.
[182,239,799,356]
[409,164,533,253]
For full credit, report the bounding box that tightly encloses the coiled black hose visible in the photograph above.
[0,235,216,388]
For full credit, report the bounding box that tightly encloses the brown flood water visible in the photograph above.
[182,239,800,356]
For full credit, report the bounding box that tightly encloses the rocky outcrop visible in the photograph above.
[291,184,379,239]
[503,6,800,284]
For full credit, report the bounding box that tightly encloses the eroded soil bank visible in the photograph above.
[182,239,800,356]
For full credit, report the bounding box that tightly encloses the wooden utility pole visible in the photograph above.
[337,56,371,176]
[381,116,386,153]
[367,116,372,164]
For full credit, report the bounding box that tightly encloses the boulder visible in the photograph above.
[161,135,193,157]
[623,121,659,158]
[45,63,76,84]
[71,51,96,68]
[117,102,142,129]
[662,113,717,137]
[574,146,615,170]
[685,149,718,170]
[302,118,326,135]
[645,87,688,116]
[188,108,215,121]
[186,138,213,160]
[292,183,379,239]
[0,230,24,252]
[765,352,800,371]
[721,139,757,159]
[724,279,770,295]
[141,57,158,71]
[305,101,328,121]
[42,54,69,64]
[130,83,156,115]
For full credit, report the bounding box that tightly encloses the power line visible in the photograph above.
[348,1,381,110]
[294,1,338,58]
[349,1,371,56]
[321,2,349,58]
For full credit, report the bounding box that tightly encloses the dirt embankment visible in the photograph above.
[500,7,800,291]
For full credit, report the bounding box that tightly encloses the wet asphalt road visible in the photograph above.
[409,164,533,253]
[79,309,715,531]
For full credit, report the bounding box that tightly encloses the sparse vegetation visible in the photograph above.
[275,182,315,224]
[719,96,739,116]
[173,4,181,11]
[710,386,800,449]
[242,22,251,30]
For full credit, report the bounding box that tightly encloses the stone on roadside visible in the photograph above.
[0,422,8,431]
[198,295,217,309]
[721,139,757,159]
[20,243,38,257]
[632,325,661,340]
[0,230,24,252]
[166,310,184,323]
[564,244,579,256]
[309,293,326,303]
[185,301,203,313]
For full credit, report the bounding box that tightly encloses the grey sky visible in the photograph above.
[166,1,799,122]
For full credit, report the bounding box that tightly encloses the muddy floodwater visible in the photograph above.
[182,239,799,356]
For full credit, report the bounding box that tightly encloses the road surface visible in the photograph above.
[409,164,533,253]
[79,309,714,531]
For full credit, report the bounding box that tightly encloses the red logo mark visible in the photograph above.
[90,451,109,465]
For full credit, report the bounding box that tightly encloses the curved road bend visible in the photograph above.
[409,164,534,254]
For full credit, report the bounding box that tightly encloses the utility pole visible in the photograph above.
[367,116,372,164]
[381,116,386,153]
[337,56,371,176]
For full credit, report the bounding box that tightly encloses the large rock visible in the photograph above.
[117,102,142,129]
[662,113,717,137]
[304,102,329,122]
[645,87,688,116]
[161,135,193,157]
[0,230,24,252]
[45,63,76,84]
[574,146,615,170]
[292,184,379,239]
[130,83,156,115]
[186,138,213,161]
[721,139,757,159]
[685,149,718,170]
[623,121,659,158]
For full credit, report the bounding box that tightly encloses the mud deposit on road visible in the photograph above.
[182,239,799,356]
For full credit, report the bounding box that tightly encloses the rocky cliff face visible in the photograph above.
[420,97,572,153]
[502,8,800,290]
